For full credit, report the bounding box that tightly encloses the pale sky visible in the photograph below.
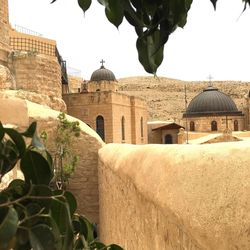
[8,0,250,81]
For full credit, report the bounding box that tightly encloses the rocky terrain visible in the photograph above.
[118,76,250,122]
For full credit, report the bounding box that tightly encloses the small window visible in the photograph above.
[190,121,195,131]
[234,120,238,131]
[211,121,217,131]
[140,117,144,138]
[96,115,105,141]
[121,116,125,141]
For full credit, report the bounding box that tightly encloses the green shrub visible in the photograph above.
[0,122,123,250]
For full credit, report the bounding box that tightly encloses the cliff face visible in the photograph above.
[118,76,250,121]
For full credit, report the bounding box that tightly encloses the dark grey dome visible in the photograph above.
[90,65,116,81]
[184,86,242,117]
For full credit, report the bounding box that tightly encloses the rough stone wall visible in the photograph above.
[182,115,245,132]
[0,64,15,89]
[88,80,119,92]
[99,143,250,249]
[0,94,103,223]
[0,0,10,63]
[9,53,65,111]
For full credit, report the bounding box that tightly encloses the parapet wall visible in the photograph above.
[98,143,250,249]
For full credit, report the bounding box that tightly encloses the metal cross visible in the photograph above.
[207,74,213,87]
[100,59,105,67]
[222,115,232,130]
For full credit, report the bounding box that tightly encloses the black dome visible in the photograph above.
[184,86,241,117]
[90,65,116,81]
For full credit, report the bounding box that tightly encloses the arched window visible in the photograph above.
[96,115,105,141]
[190,121,195,131]
[211,121,217,131]
[140,117,144,138]
[234,120,239,131]
[121,116,125,141]
[164,134,173,144]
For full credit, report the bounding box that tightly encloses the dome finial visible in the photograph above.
[100,59,105,69]
[207,74,213,87]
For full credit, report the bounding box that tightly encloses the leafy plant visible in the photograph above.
[51,0,250,75]
[41,113,80,189]
[0,122,123,250]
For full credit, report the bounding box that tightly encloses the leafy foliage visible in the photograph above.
[0,122,123,250]
[41,113,81,189]
[51,0,250,75]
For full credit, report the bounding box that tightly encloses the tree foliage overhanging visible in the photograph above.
[52,0,250,75]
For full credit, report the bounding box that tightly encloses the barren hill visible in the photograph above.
[118,76,250,122]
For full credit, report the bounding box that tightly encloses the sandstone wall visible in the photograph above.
[99,143,250,249]
[0,95,103,223]
[8,53,65,111]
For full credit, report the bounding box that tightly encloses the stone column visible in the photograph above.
[0,0,10,65]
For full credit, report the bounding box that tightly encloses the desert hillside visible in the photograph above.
[118,76,250,122]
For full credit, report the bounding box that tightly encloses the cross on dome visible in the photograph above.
[100,59,105,68]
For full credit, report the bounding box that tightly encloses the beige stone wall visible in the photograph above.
[8,53,65,111]
[88,80,119,92]
[64,91,148,144]
[63,92,114,143]
[0,0,10,64]
[183,115,245,132]
[0,94,103,223]
[68,75,83,93]
[130,97,148,144]
[99,143,250,249]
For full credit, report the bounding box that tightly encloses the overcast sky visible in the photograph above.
[8,0,250,81]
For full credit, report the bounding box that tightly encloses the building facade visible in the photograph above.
[63,63,148,144]
[183,86,245,132]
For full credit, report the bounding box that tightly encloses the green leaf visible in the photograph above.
[210,0,217,9]
[105,0,124,28]
[4,127,26,157]
[0,122,4,141]
[78,215,94,243]
[64,191,77,216]
[136,30,164,74]
[108,244,124,250]
[78,0,92,12]
[29,224,56,250]
[20,150,53,185]
[0,207,18,249]
[21,122,37,138]
[50,198,74,249]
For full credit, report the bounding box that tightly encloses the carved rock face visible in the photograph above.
[0,64,14,89]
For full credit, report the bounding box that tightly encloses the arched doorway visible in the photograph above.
[164,134,173,144]
[234,120,238,131]
[96,115,105,141]
[211,121,217,131]
[190,121,195,131]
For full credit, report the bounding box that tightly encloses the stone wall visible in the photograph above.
[183,115,245,132]
[8,53,65,111]
[99,143,250,249]
[68,75,83,93]
[63,91,148,144]
[0,0,10,64]
[0,94,103,223]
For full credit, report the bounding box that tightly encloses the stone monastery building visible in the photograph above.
[63,61,148,144]
[183,85,246,133]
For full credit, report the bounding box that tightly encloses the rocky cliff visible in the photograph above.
[118,76,250,121]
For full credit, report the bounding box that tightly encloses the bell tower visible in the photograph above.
[0,0,10,64]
